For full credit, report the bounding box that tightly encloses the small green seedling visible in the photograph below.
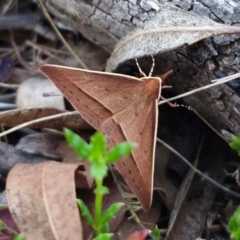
[0,220,3,231]
[65,129,137,239]
[152,225,161,240]
[229,135,240,157]
[0,219,23,240]
[14,234,24,240]
[228,135,240,240]
[228,206,240,240]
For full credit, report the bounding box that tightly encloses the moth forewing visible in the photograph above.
[39,64,162,211]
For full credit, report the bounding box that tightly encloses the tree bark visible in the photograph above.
[43,0,240,136]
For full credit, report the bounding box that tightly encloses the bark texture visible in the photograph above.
[43,0,240,136]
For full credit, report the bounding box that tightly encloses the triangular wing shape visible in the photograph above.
[39,65,161,211]
[105,96,159,210]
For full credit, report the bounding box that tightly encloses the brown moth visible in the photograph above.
[39,65,162,211]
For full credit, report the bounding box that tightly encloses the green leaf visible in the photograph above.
[0,220,3,231]
[94,186,109,195]
[90,132,107,157]
[76,199,94,225]
[232,135,240,145]
[105,142,137,163]
[228,205,240,240]
[14,233,24,240]
[100,222,110,233]
[230,135,240,156]
[93,233,113,240]
[152,225,161,239]
[91,163,108,180]
[101,203,124,224]
[64,128,91,160]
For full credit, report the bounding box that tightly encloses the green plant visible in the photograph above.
[229,135,240,157]
[0,220,3,232]
[65,129,137,239]
[14,233,24,240]
[228,206,240,240]
[0,219,23,240]
[152,225,161,239]
[228,135,240,240]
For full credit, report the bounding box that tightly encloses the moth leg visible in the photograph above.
[160,95,189,109]
[162,85,172,89]
[160,95,177,107]
[159,69,174,86]
[158,69,188,108]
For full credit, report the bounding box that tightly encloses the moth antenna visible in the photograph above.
[135,58,147,77]
[148,55,155,77]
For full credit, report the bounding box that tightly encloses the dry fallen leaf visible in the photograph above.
[106,4,240,72]
[16,77,65,110]
[0,108,91,130]
[16,133,64,160]
[44,38,109,71]
[6,161,86,240]
[0,57,14,83]
[0,138,62,180]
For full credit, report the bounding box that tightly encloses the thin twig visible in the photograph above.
[26,40,68,65]
[43,92,62,97]
[158,72,240,105]
[165,137,202,238]
[38,0,88,69]
[0,12,42,30]
[158,72,240,143]
[0,125,8,143]
[189,106,229,143]
[157,137,240,198]
[0,111,78,138]
[1,223,19,238]
[9,31,32,71]
[26,40,70,55]
[0,83,19,89]
[171,105,229,143]
[159,224,224,236]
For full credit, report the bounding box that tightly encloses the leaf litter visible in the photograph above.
[0,0,240,239]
